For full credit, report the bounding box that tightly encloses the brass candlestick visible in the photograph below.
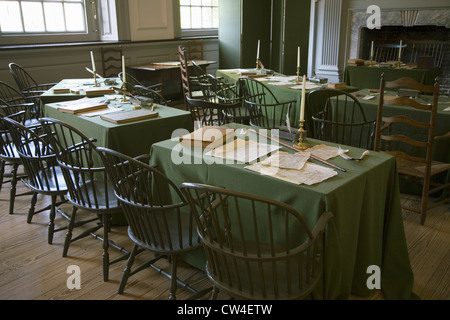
[121,82,129,102]
[294,120,308,150]
[396,57,402,69]
[93,71,99,87]
[296,66,301,83]
[256,58,261,70]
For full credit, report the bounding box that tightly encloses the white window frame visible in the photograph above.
[0,0,100,45]
[176,0,218,38]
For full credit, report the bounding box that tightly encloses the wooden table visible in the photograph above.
[149,123,415,300]
[127,60,215,100]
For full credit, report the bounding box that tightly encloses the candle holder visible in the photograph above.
[93,71,100,87]
[121,82,129,102]
[369,55,375,67]
[396,57,402,69]
[294,120,308,150]
[296,66,301,83]
[256,58,261,70]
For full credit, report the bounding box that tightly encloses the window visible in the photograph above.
[179,0,218,36]
[0,0,99,45]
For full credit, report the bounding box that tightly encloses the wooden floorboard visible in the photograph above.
[0,170,448,300]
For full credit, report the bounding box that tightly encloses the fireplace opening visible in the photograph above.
[359,25,449,67]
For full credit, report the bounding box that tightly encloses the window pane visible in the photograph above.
[0,1,23,32]
[202,0,211,5]
[180,0,190,5]
[22,2,45,32]
[44,3,65,32]
[212,7,218,28]
[202,7,211,28]
[65,3,85,31]
[191,0,201,6]
[191,7,201,28]
[180,6,191,29]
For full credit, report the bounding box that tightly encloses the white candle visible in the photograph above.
[122,55,126,83]
[370,41,374,59]
[90,51,96,73]
[256,40,260,60]
[398,40,402,60]
[300,75,306,122]
[297,46,301,68]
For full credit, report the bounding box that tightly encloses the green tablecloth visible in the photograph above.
[149,124,415,300]
[344,66,440,90]
[44,102,194,158]
[40,78,124,105]
[217,69,358,134]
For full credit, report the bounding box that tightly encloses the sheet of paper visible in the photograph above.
[259,151,310,171]
[246,161,337,185]
[290,83,322,90]
[305,144,342,160]
[205,138,280,163]
[265,76,297,82]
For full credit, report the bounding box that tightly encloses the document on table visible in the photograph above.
[205,138,280,163]
[246,151,337,185]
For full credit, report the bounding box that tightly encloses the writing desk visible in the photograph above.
[128,60,214,99]
[149,124,415,300]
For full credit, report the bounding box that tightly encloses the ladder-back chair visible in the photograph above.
[374,74,450,225]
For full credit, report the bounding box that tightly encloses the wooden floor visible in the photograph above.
[0,167,448,300]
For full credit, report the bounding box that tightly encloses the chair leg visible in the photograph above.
[420,180,431,225]
[48,195,57,244]
[63,206,78,257]
[169,255,178,300]
[0,160,5,192]
[118,243,139,294]
[8,163,19,215]
[27,192,38,223]
[102,213,110,282]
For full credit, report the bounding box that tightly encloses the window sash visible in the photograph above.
[0,0,98,45]
[179,0,218,34]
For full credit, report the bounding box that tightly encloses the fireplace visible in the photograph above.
[348,8,450,95]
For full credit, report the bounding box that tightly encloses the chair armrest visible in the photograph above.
[133,153,151,163]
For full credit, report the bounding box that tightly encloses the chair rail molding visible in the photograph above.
[308,0,343,83]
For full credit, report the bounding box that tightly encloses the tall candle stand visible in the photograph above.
[296,66,301,83]
[294,120,308,150]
